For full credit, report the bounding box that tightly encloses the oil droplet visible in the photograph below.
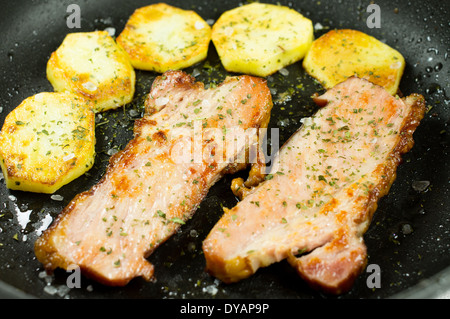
[427,47,439,55]
[425,83,443,95]
[412,180,430,192]
[187,242,196,252]
[35,213,53,236]
[401,223,413,235]
[7,50,14,62]
[434,62,443,72]
[190,229,198,238]
[14,205,32,230]
[389,231,400,245]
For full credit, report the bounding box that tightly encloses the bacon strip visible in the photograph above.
[203,77,425,294]
[35,71,272,286]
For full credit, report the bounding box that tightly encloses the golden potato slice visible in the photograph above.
[211,2,313,77]
[116,3,211,72]
[0,92,96,194]
[47,31,135,112]
[303,29,405,95]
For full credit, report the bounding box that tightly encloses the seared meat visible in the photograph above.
[35,71,272,286]
[203,77,425,294]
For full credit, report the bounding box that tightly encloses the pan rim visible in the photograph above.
[0,0,448,300]
[1,266,450,299]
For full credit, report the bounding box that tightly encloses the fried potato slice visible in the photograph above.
[116,3,211,72]
[303,29,405,95]
[0,92,96,194]
[47,30,135,112]
[211,2,313,77]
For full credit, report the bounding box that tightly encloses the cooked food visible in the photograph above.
[47,30,136,112]
[203,77,425,294]
[116,3,211,72]
[34,70,273,286]
[211,2,313,77]
[303,29,405,95]
[0,92,95,194]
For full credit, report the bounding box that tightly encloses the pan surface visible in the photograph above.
[0,0,449,299]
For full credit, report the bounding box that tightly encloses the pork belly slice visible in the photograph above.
[203,77,425,294]
[34,71,272,286]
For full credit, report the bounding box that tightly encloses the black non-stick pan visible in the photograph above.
[0,0,449,299]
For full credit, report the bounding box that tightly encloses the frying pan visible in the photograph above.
[0,0,448,299]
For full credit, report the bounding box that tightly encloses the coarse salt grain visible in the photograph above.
[129,109,140,117]
[300,117,313,127]
[104,27,116,37]
[107,148,118,156]
[202,284,218,296]
[194,21,204,30]
[82,81,97,92]
[155,97,169,107]
[201,99,211,107]
[44,285,58,295]
[390,61,402,69]
[224,26,234,36]
[279,68,289,76]
[50,194,64,201]
[63,153,75,161]
[34,93,45,102]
